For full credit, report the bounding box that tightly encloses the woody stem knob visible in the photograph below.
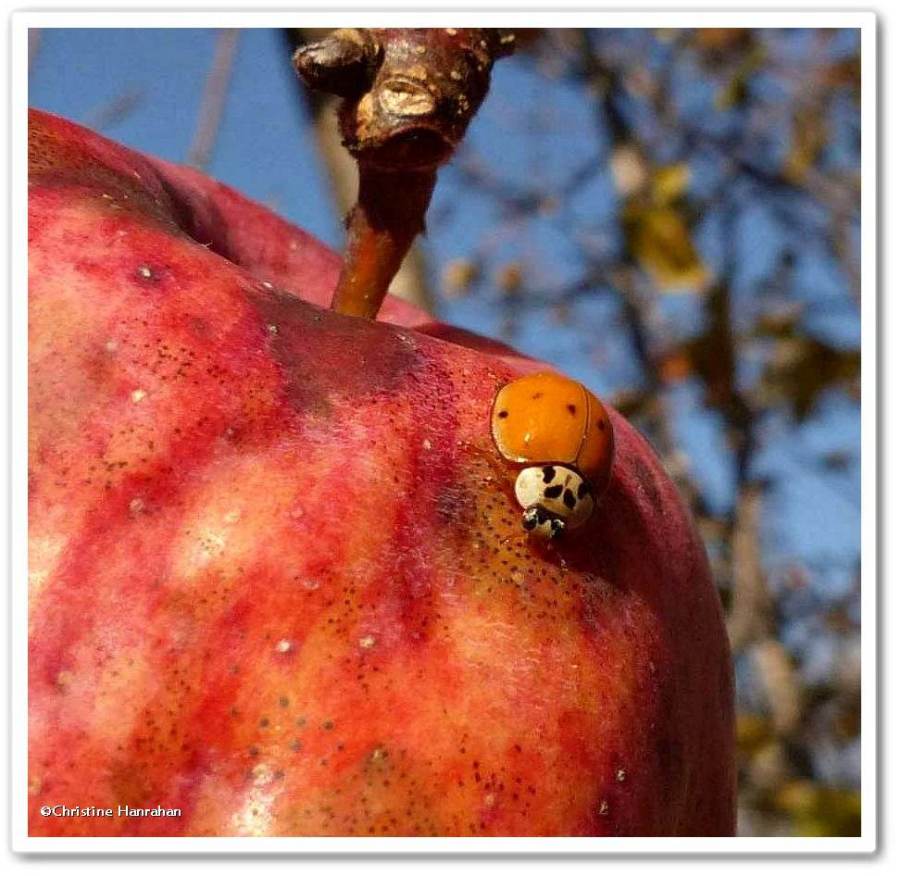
[294,27,517,319]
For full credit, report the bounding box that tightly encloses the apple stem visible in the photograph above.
[293,28,517,319]
[332,166,436,319]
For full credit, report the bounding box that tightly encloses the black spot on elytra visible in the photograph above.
[563,489,577,509]
[497,410,509,419]
[542,466,556,483]
[597,419,607,430]
[543,484,564,499]
[531,392,544,400]
[567,404,577,416]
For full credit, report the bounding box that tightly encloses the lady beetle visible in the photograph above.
[491,372,614,539]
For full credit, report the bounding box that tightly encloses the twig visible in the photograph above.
[726,486,770,650]
[28,29,42,72]
[84,88,144,132]
[188,29,240,171]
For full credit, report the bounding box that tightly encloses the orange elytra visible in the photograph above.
[491,372,614,488]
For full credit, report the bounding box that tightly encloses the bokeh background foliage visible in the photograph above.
[29,26,862,837]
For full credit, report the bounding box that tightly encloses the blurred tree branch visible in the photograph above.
[188,28,240,171]
[28,29,42,71]
[84,88,144,132]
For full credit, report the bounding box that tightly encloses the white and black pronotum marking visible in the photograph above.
[514,464,594,539]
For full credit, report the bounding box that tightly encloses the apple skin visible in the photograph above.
[28,109,735,837]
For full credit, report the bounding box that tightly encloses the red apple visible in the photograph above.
[28,108,735,837]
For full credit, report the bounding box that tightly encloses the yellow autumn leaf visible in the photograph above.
[784,107,828,184]
[623,203,710,292]
[694,28,752,55]
[651,163,691,205]
[442,258,479,298]
[736,712,773,755]
[714,41,767,110]
[495,262,524,296]
[774,780,862,838]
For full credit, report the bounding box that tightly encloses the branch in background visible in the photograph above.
[726,486,771,651]
[294,27,516,319]
[28,29,42,71]
[574,31,810,774]
[452,152,601,219]
[188,29,240,171]
[754,639,803,736]
[571,31,700,504]
[84,88,145,132]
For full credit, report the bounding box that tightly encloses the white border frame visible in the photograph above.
[8,7,878,856]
